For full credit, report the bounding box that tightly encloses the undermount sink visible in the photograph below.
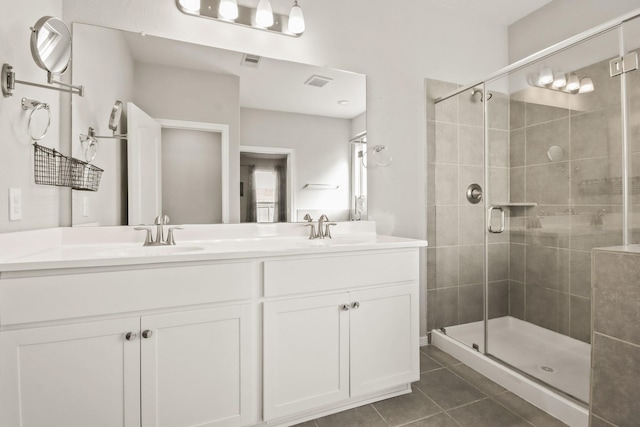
[95,245,204,258]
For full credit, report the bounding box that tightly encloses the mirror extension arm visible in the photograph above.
[2,63,85,98]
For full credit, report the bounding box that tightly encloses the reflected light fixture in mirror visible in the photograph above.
[176,0,304,37]
[529,70,594,94]
[579,77,594,93]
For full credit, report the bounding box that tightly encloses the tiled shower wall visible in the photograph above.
[507,55,624,344]
[426,79,510,332]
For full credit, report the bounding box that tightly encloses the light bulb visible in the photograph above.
[566,74,580,91]
[552,74,567,89]
[579,77,594,93]
[256,0,274,27]
[537,68,553,85]
[288,0,305,34]
[219,0,238,20]
[178,0,201,12]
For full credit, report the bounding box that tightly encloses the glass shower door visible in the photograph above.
[429,82,486,351]
[484,27,623,404]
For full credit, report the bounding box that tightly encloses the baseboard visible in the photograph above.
[419,335,430,346]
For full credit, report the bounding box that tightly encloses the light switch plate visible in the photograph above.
[9,188,22,221]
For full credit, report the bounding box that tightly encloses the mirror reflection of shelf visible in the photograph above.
[491,202,537,208]
[304,184,339,190]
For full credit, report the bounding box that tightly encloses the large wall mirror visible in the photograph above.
[71,23,366,227]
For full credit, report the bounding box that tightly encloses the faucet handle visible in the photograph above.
[165,226,184,245]
[154,214,170,225]
[303,214,313,222]
[324,222,337,239]
[134,227,153,246]
[303,223,317,240]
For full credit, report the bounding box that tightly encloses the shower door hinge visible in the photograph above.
[610,52,639,77]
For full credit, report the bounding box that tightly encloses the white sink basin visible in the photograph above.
[95,245,204,258]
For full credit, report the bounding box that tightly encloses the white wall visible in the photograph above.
[240,108,351,216]
[60,0,509,241]
[71,24,135,226]
[508,0,640,62]
[0,0,64,232]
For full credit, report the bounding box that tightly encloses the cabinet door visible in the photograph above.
[140,304,255,427]
[350,284,419,396]
[0,317,141,427]
[263,293,350,421]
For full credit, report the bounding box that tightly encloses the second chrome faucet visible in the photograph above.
[134,214,183,246]
[303,214,337,239]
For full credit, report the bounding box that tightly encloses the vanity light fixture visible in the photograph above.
[288,0,305,34]
[256,0,274,28]
[178,0,201,12]
[175,0,304,37]
[219,0,239,20]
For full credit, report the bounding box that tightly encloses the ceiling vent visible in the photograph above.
[241,53,262,67]
[304,74,333,88]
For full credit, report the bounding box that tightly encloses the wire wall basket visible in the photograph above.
[71,159,103,191]
[33,143,103,192]
[579,176,640,195]
[34,143,73,187]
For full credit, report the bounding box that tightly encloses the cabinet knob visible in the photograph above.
[341,304,350,311]
[352,302,360,309]
[125,332,137,341]
[142,329,153,339]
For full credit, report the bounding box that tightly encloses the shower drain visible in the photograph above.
[539,365,556,373]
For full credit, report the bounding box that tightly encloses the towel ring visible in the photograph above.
[22,98,51,141]
[361,145,393,168]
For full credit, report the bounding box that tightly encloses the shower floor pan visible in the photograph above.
[432,316,589,427]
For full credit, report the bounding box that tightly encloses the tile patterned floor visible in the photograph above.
[294,345,569,427]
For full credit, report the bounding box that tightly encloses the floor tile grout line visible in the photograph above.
[369,402,391,427]
[440,395,490,412]
[414,385,446,412]
[489,394,540,427]
[394,412,442,427]
[444,364,503,397]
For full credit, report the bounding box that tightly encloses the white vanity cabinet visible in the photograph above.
[0,262,258,427]
[262,249,420,421]
[0,234,424,427]
[0,317,142,427]
[140,304,254,427]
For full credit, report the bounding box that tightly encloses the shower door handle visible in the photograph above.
[488,206,505,233]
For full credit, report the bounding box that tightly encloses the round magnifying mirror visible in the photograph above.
[30,16,72,75]
[108,101,123,132]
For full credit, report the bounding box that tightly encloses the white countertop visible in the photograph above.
[0,222,427,272]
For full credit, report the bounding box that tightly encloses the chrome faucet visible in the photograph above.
[134,214,183,246]
[317,214,337,239]
[303,214,316,239]
[301,214,337,239]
